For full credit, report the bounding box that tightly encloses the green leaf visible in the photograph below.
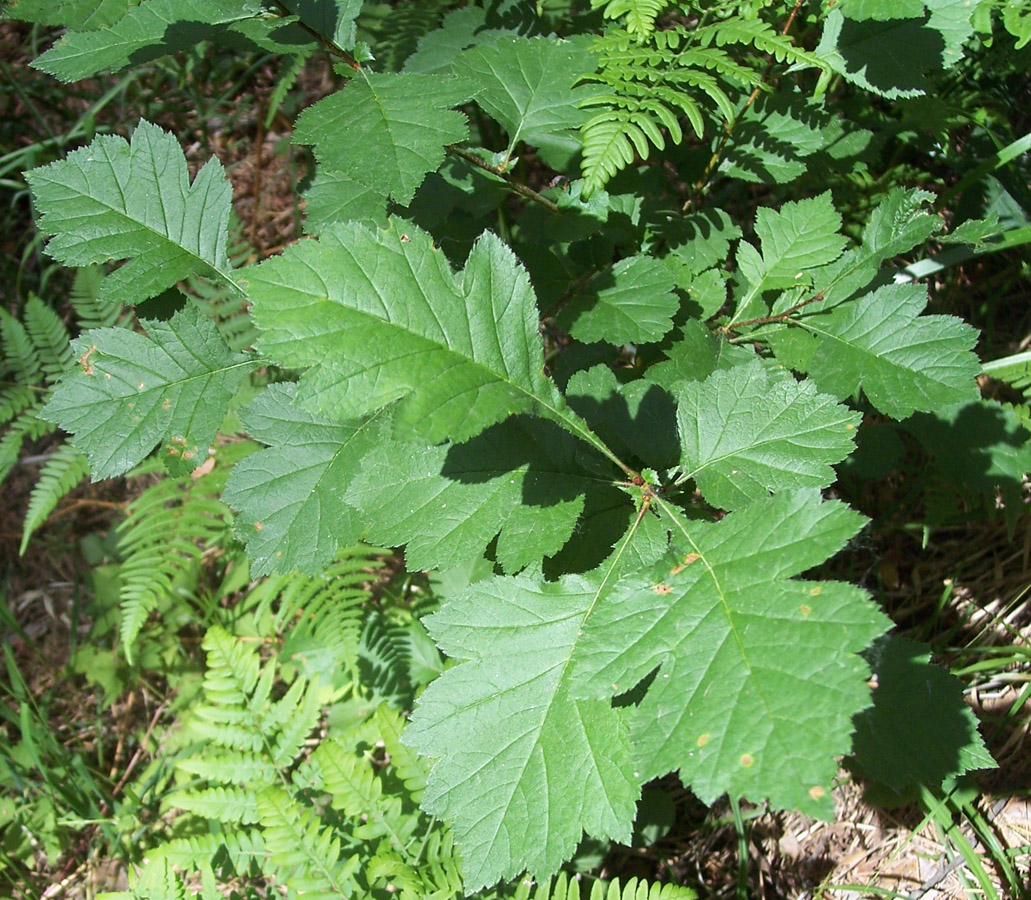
[5,0,140,30]
[302,169,387,234]
[675,361,861,509]
[812,188,941,304]
[559,256,680,345]
[737,193,847,291]
[26,121,237,306]
[453,36,602,162]
[279,0,362,49]
[293,72,475,205]
[222,384,382,576]
[815,9,945,98]
[786,283,980,419]
[838,0,926,20]
[925,0,978,66]
[572,491,889,817]
[850,636,995,792]
[247,220,597,450]
[720,92,872,186]
[43,306,254,479]
[402,5,503,75]
[404,570,639,890]
[667,208,743,273]
[31,0,264,81]
[347,417,598,573]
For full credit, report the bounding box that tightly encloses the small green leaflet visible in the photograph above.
[43,305,255,479]
[675,361,861,509]
[32,0,263,81]
[404,571,639,890]
[571,491,890,817]
[222,384,383,577]
[558,255,679,345]
[736,192,847,294]
[293,73,476,206]
[247,220,586,448]
[347,417,606,573]
[453,36,603,164]
[815,9,943,98]
[26,120,237,306]
[812,187,941,304]
[781,283,980,419]
[902,399,1031,513]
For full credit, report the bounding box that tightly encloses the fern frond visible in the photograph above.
[117,473,232,656]
[267,676,321,768]
[578,19,827,194]
[266,49,312,128]
[257,786,359,899]
[22,295,73,381]
[149,828,266,873]
[370,704,429,801]
[358,609,416,707]
[0,384,39,426]
[165,785,260,824]
[0,414,51,483]
[176,750,276,786]
[274,548,384,683]
[314,736,416,850]
[591,0,670,38]
[515,873,698,900]
[697,18,826,70]
[19,442,89,552]
[127,857,188,900]
[0,308,43,382]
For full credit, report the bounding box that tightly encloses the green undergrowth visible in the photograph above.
[1,0,1031,897]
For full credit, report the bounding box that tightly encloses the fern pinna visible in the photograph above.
[0,278,127,551]
[9,0,1017,895]
[578,16,827,195]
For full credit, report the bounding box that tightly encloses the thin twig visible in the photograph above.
[684,0,807,210]
[720,291,825,334]
[268,0,361,68]
[447,145,561,213]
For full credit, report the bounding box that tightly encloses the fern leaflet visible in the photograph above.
[591,0,671,39]
[116,465,233,657]
[19,442,89,552]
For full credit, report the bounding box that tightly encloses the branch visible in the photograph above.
[447,145,561,213]
[720,291,825,334]
[684,0,807,211]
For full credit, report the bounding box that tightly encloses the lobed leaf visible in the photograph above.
[43,305,255,478]
[572,491,890,817]
[675,361,861,509]
[26,121,237,307]
[32,0,264,81]
[736,192,847,293]
[785,283,980,419]
[453,36,603,162]
[247,220,593,448]
[222,384,382,576]
[404,571,640,890]
[346,417,598,573]
[293,72,475,206]
[559,255,680,345]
